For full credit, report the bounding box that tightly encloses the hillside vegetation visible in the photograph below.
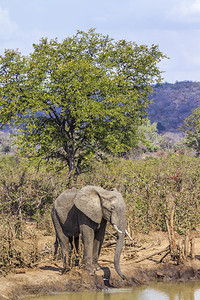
[148,81,200,132]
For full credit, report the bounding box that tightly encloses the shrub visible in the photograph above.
[78,154,200,234]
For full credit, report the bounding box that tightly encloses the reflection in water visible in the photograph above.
[25,281,200,300]
[149,281,200,300]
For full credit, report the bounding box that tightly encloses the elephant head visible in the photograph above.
[74,185,126,279]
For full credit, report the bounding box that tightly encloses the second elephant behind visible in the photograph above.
[51,185,127,279]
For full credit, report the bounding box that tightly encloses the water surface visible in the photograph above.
[25,281,200,300]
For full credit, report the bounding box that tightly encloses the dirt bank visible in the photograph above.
[0,231,200,300]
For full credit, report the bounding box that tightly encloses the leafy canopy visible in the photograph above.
[182,107,200,155]
[138,119,163,152]
[0,29,166,176]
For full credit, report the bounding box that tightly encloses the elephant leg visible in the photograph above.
[51,208,70,272]
[68,237,74,267]
[80,224,95,275]
[53,234,59,258]
[74,236,79,266]
[68,236,79,267]
[58,235,70,273]
[93,219,107,270]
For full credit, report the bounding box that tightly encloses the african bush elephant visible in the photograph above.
[51,185,127,279]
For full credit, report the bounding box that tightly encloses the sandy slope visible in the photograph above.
[0,231,200,300]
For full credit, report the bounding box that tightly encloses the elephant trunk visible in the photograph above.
[113,225,126,280]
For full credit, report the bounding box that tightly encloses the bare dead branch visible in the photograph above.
[132,245,170,263]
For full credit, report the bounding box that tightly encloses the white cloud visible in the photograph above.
[170,0,200,22]
[181,0,200,14]
[0,6,45,54]
[0,7,19,38]
[0,0,200,83]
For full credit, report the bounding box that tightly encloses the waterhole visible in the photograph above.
[25,281,200,300]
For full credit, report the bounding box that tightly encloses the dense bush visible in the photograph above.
[78,153,200,234]
[0,156,68,237]
[1,153,200,235]
[0,216,40,274]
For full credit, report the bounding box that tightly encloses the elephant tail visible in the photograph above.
[51,207,64,251]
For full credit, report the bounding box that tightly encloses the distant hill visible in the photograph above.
[148,81,200,132]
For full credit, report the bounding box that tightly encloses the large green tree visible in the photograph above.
[182,107,200,155]
[0,29,166,178]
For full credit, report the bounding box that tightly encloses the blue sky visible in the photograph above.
[0,0,200,83]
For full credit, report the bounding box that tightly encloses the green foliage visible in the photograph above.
[0,153,199,237]
[0,133,16,155]
[182,107,200,155]
[138,118,163,152]
[78,154,200,234]
[0,29,166,178]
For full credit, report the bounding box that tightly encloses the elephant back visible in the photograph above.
[54,188,78,224]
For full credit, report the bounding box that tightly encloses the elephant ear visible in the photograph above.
[74,186,102,224]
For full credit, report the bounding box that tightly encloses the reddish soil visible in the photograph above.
[0,231,200,300]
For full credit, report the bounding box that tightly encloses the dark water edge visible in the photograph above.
[24,280,200,300]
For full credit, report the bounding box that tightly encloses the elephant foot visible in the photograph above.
[93,262,101,271]
[85,264,95,276]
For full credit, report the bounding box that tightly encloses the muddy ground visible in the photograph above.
[0,231,200,300]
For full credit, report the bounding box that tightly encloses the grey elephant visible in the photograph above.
[51,185,127,279]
